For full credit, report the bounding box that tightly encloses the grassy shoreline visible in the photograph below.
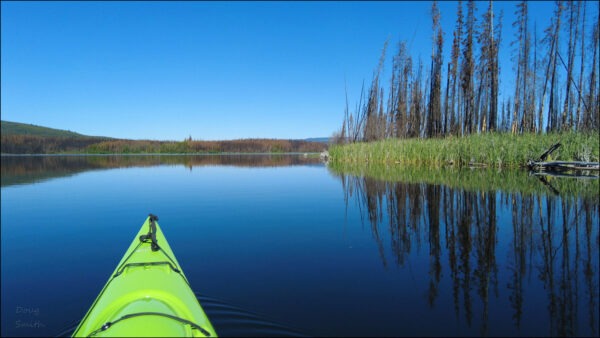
[329,132,599,168]
[0,152,321,156]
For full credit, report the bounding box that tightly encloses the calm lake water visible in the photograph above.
[1,155,598,337]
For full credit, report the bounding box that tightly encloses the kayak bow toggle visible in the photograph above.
[139,213,160,251]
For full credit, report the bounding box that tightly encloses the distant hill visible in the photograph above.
[2,121,330,144]
[1,120,93,138]
[1,120,328,154]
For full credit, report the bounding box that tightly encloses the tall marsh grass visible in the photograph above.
[329,132,599,167]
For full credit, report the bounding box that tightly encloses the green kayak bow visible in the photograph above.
[72,214,217,337]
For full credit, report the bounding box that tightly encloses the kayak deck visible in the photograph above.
[73,215,216,337]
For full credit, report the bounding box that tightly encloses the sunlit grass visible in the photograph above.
[329,132,599,168]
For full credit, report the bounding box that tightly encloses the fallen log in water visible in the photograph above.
[527,160,600,171]
[527,141,599,172]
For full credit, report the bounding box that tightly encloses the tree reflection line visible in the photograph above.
[337,173,598,336]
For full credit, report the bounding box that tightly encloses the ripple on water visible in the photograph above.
[54,294,310,337]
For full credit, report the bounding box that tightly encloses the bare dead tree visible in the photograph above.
[461,0,476,135]
[491,8,502,132]
[337,0,598,142]
[548,1,564,132]
[449,0,464,136]
[364,40,389,142]
[444,62,451,135]
[584,13,599,131]
[538,5,558,134]
[561,1,580,130]
[409,59,425,138]
[511,1,531,133]
[531,22,538,132]
[343,80,368,143]
[575,1,586,129]
[477,0,500,133]
[392,41,413,138]
[427,1,444,138]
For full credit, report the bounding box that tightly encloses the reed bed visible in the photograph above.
[328,161,599,199]
[329,132,599,168]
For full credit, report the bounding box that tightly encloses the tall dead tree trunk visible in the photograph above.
[539,10,558,134]
[427,1,443,138]
[409,59,425,138]
[561,1,578,130]
[547,1,563,132]
[490,6,502,132]
[449,0,464,136]
[364,40,388,142]
[444,62,451,135]
[575,1,585,130]
[532,23,538,132]
[585,14,599,130]
[512,1,532,133]
[461,0,476,135]
[392,41,412,139]
[477,0,500,133]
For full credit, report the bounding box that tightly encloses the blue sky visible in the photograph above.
[1,1,591,140]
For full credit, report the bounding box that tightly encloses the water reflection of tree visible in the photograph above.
[506,193,531,330]
[425,184,441,309]
[535,195,600,337]
[337,172,599,336]
[1,155,323,187]
[473,191,498,336]
[583,197,599,337]
[365,178,388,267]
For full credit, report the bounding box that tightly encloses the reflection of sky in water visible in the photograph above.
[1,158,598,337]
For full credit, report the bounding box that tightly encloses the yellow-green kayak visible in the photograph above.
[73,214,216,337]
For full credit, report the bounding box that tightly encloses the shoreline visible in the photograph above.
[328,132,599,169]
[0,152,322,157]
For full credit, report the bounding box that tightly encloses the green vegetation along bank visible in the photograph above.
[329,132,599,168]
[1,121,326,154]
[1,135,326,154]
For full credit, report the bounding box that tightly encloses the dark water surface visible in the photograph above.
[1,155,598,337]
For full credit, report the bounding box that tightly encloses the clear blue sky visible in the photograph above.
[2,1,591,140]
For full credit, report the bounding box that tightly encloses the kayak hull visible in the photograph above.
[72,215,216,337]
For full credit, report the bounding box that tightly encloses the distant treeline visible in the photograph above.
[334,0,599,144]
[1,135,108,154]
[0,135,326,154]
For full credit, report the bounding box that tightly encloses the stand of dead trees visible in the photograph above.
[334,0,599,144]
